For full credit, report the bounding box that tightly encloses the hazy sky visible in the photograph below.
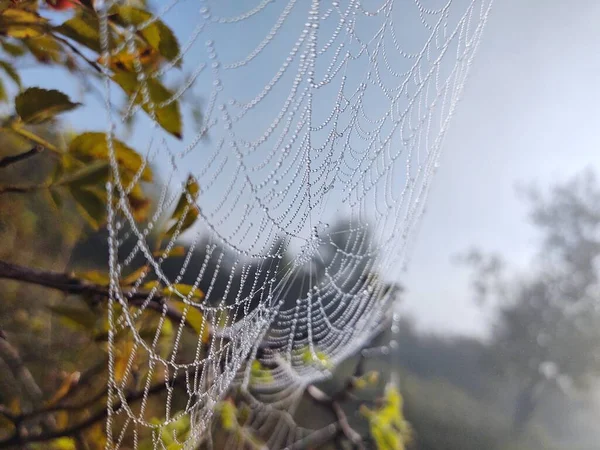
[401,0,600,337]
[15,0,600,338]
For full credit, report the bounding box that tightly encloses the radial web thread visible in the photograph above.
[101,0,494,448]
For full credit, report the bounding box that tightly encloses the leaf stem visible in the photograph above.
[4,124,62,155]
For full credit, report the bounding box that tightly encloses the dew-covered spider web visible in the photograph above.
[101,0,493,448]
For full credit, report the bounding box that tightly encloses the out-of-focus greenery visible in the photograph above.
[0,1,201,448]
[462,170,600,434]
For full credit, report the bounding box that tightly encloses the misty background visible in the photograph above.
[404,0,600,337]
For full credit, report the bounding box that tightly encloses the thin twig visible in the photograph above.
[0,371,188,448]
[0,145,43,168]
[52,34,103,74]
[306,385,365,449]
[0,184,46,194]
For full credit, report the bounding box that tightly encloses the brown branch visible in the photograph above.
[0,145,43,168]
[52,34,103,74]
[0,334,43,406]
[0,371,188,448]
[0,259,188,327]
[0,332,57,435]
[306,385,365,450]
[0,184,46,194]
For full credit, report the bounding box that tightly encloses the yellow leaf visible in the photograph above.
[170,301,209,343]
[127,182,151,222]
[69,132,152,182]
[122,265,150,285]
[114,340,136,383]
[59,160,111,187]
[76,270,110,285]
[301,348,332,370]
[113,70,182,139]
[56,14,102,53]
[250,360,274,385]
[45,372,81,407]
[50,437,77,450]
[165,283,204,300]
[0,60,21,87]
[153,245,186,258]
[0,8,46,38]
[48,304,97,330]
[170,175,200,220]
[165,205,199,238]
[111,5,180,64]
[100,46,161,73]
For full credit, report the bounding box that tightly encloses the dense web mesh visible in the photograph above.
[101,0,494,447]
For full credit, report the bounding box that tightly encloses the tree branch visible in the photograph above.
[0,371,188,448]
[306,385,365,450]
[0,334,43,406]
[0,259,188,327]
[0,145,43,168]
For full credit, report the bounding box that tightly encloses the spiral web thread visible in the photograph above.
[101,0,493,448]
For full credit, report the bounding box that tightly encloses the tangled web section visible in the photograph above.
[101,0,494,448]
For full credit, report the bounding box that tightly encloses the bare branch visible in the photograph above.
[0,372,188,448]
[306,385,365,450]
[0,334,43,406]
[0,259,189,328]
[0,146,43,168]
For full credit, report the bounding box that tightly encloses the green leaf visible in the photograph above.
[111,6,180,64]
[219,400,238,431]
[48,304,97,331]
[1,40,27,57]
[55,14,102,53]
[69,186,106,230]
[360,383,413,450]
[250,360,274,385]
[301,348,333,370]
[15,88,80,124]
[59,160,110,187]
[113,70,182,139]
[69,132,152,182]
[0,78,6,103]
[0,60,21,87]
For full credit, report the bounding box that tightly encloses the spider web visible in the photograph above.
[101,0,494,448]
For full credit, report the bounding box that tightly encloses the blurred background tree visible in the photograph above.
[463,170,600,434]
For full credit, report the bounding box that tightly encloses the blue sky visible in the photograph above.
[402,0,600,336]
[14,0,600,338]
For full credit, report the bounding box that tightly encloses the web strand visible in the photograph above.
[101,0,494,447]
